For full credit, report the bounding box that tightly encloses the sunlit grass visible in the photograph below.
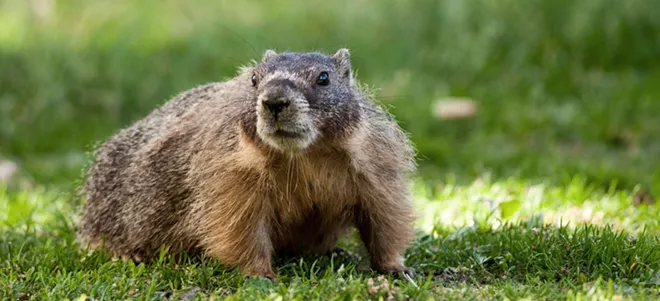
[413,175,660,235]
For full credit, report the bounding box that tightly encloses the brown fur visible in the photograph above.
[76,49,417,280]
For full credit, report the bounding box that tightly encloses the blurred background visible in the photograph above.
[1,0,659,197]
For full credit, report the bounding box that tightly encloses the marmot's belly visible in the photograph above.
[271,204,354,254]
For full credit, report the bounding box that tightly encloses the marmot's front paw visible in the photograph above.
[243,270,278,282]
[374,264,415,279]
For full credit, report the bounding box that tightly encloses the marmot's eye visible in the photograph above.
[317,71,329,86]
[251,73,258,87]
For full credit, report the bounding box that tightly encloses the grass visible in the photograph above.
[1,178,659,300]
[1,0,660,299]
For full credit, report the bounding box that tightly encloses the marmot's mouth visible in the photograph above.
[273,129,304,138]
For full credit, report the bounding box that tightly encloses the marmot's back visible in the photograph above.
[76,49,417,281]
[77,82,235,258]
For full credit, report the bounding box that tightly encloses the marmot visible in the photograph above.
[76,49,417,281]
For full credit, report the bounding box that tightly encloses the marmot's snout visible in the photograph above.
[262,97,290,119]
[259,79,296,121]
[257,79,305,127]
[256,78,317,152]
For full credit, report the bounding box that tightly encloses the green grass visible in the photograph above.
[1,0,660,299]
[1,179,659,300]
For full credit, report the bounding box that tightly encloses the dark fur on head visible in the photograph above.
[251,49,360,152]
[76,49,417,281]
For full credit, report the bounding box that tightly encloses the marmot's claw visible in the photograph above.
[399,267,415,279]
[399,267,419,288]
[380,266,417,287]
[391,267,415,278]
[330,246,361,261]
[376,265,416,279]
[243,271,278,282]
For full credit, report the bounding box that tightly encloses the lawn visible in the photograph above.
[1,0,660,300]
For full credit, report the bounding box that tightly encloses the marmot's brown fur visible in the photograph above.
[76,49,417,281]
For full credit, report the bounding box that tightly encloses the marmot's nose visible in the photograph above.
[263,98,290,115]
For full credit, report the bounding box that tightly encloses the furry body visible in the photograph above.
[76,49,417,280]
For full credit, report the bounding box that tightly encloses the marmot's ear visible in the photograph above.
[262,49,277,62]
[331,48,352,80]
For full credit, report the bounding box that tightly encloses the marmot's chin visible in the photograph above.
[256,126,311,153]
[261,133,312,153]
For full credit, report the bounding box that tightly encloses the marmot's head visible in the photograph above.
[249,49,361,153]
